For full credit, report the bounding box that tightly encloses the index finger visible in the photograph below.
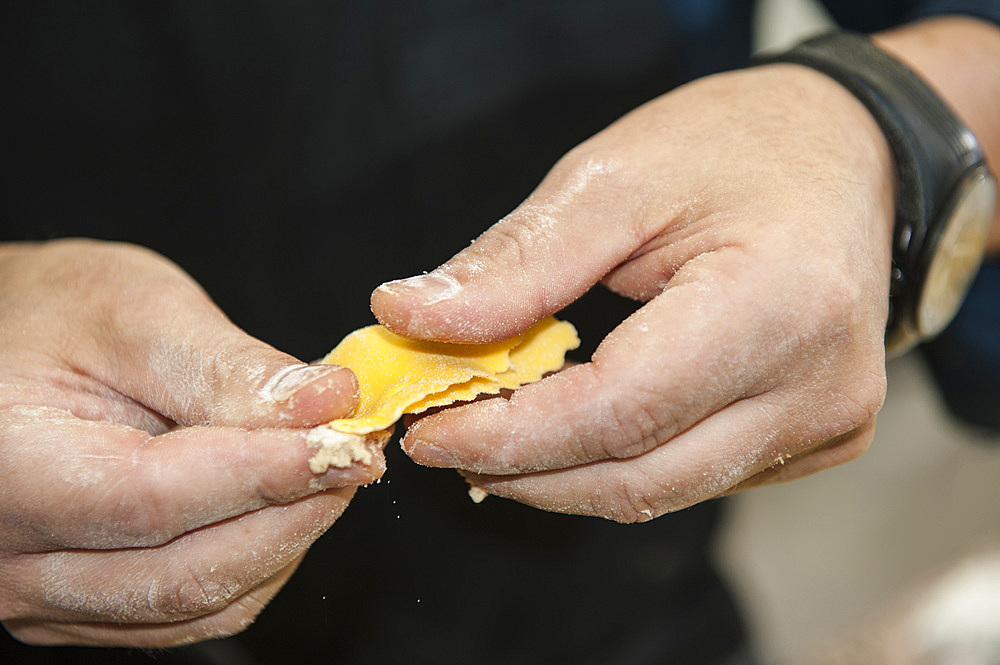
[0,405,387,551]
[401,247,863,474]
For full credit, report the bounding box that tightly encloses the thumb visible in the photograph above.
[75,249,358,429]
[107,312,357,430]
[371,153,647,343]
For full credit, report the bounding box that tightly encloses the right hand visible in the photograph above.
[372,61,896,521]
[0,239,382,647]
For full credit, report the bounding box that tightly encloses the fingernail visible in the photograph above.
[405,439,461,468]
[259,364,341,403]
[376,272,462,305]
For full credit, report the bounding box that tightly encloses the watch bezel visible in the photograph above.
[886,163,996,357]
[914,165,997,336]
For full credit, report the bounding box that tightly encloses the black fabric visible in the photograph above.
[3,0,703,357]
[921,259,1000,433]
[819,0,1000,30]
[2,1,994,663]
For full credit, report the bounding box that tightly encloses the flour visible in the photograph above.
[305,425,384,474]
[467,485,488,503]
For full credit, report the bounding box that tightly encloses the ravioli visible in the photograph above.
[320,317,579,434]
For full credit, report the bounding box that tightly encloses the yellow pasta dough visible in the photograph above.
[320,317,579,434]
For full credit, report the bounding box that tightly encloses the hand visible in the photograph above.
[0,239,382,646]
[372,63,895,522]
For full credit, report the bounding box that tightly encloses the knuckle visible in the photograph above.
[484,216,533,271]
[148,566,241,619]
[557,144,632,193]
[582,380,679,464]
[205,340,263,411]
[172,584,272,643]
[858,369,888,417]
[99,462,176,548]
[587,465,678,524]
[601,397,663,459]
[827,369,887,438]
[553,148,642,218]
[600,480,662,524]
[105,499,168,547]
[801,267,885,354]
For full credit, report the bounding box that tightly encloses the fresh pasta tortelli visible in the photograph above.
[320,316,579,435]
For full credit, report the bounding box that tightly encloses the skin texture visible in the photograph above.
[0,240,384,646]
[373,16,1000,522]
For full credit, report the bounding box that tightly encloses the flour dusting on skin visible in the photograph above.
[38,499,343,623]
[376,271,463,305]
[144,332,213,423]
[1,405,130,491]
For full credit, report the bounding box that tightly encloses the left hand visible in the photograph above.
[371,62,896,522]
[0,240,380,646]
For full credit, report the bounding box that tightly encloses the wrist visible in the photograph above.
[755,28,997,356]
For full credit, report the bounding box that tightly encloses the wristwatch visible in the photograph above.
[755,31,997,357]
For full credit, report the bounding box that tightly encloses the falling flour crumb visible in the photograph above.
[468,485,489,504]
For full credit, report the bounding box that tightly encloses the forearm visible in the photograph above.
[873,15,1000,253]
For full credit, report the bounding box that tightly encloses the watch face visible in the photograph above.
[918,167,997,338]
